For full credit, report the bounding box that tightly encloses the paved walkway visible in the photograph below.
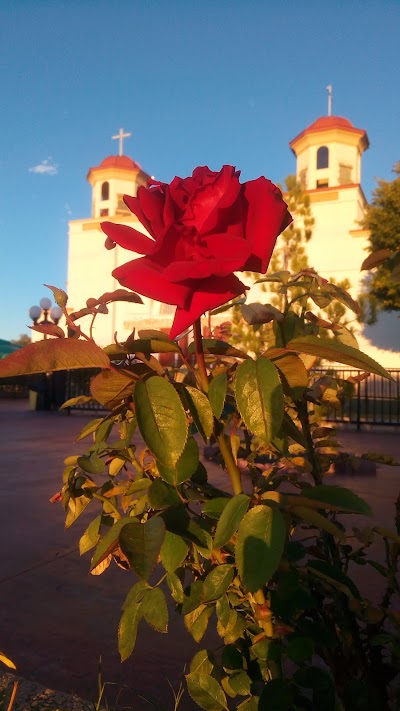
[0,400,399,708]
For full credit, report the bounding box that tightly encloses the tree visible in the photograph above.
[270,174,314,274]
[231,176,314,354]
[361,162,400,321]
[10,333,31,347]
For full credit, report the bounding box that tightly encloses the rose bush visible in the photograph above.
[101,165,292,338]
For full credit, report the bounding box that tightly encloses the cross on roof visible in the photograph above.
[326,85,333,116]
[112,128,132,156]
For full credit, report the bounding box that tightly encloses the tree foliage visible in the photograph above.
[10,333,31,347]
[361,162,400,320]
[232,176,315,354]
[270,174,314,277]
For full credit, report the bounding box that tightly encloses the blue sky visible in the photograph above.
[1,0,399,341]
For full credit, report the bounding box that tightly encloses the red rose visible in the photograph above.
[101,165,292,339]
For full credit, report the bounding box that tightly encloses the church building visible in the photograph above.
[66,121,399,365]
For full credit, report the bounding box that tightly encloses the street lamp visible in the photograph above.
[27,298,65,411]
[29,297,62,327]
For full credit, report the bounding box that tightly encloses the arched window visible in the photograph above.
[317,146,329,170]
[101,181,110,200]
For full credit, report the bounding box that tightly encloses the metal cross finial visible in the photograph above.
[112,128,132,156]
[326,85,333,117]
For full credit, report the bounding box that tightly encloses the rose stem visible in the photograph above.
[193,318,243,496]
[193,318,209,393]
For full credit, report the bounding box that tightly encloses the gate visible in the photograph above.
[311,368,400,428]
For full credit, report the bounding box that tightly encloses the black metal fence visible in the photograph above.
[311,368,400,428]
[2,366,399,427]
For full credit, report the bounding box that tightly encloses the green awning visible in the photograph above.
[0,339,22,359]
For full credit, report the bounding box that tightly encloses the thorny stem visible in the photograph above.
[217,433,243,496]
[193,318,243,496]
[7,681,18,711]
[296,399,322,485]
[193,319,209,393]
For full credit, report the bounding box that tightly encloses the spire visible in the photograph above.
[326,85,333,117]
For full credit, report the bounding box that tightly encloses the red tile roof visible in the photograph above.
[290,115,369,152]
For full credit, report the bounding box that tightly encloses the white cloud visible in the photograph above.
[29,158,58,176]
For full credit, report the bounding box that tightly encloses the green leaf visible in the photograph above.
[185,386,214,440]
[127,338,181,355]
[307,559,361,599]
[65,492,92,529]
[236,505,286,592]
[293,667,335,711]
[160,531,189,573]
[208,372,227,419]
[222,645,243,671]
[0,338,109,377]
[241,302,284,325]
[157,436,199,485]
[186,672,228,711]
[0,651,16,670]
[119,516,166,579]
[148,479,181,510]
[286,336,393,380]
[271,353,308,391]
[228,670,251,696]
[280,412,307,447]
[79,515,101,555]
[122,580,148,610]
[161,506,211,549]
[286,636,314,663]
[166,572,184,603]
[202,497,230,520]
[182,580,204,615]
[203,565,235,602]
[237,697,258,711]
[190,650,215,675]
[60,395,94,409]
[216,595,231,628]
[44,284,68,309]
[77,453,105,475]
[304,485,372,516]
[137,329,170,340]
[75,417,104,441]
[90,517,133,570]
[134,376,188,468]
[184,605,213,642]
[219,612,246,644]
[255,271,290,284]
[213,494,250,549]
[361,248,394,271]
[291,507,345,539]
[141,587,168,632]
[187,339,250,359]
[259,679,293,710]
[90,369,135,408]
[235,358,284,446]
[118,599,142,661]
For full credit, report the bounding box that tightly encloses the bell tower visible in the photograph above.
[289,115,369,192]
[87,154,150,219]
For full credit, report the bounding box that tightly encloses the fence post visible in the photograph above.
[356,379,361,431]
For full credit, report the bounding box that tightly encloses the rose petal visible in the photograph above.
[113,258,192,308]
[138,184,171,236]
[163,236,251,282]
[183,166,241,232]
[169,274,248,339]
[101,222,157,255]
[243,177,292,272]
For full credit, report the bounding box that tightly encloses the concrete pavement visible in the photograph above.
[0,399,399,708]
